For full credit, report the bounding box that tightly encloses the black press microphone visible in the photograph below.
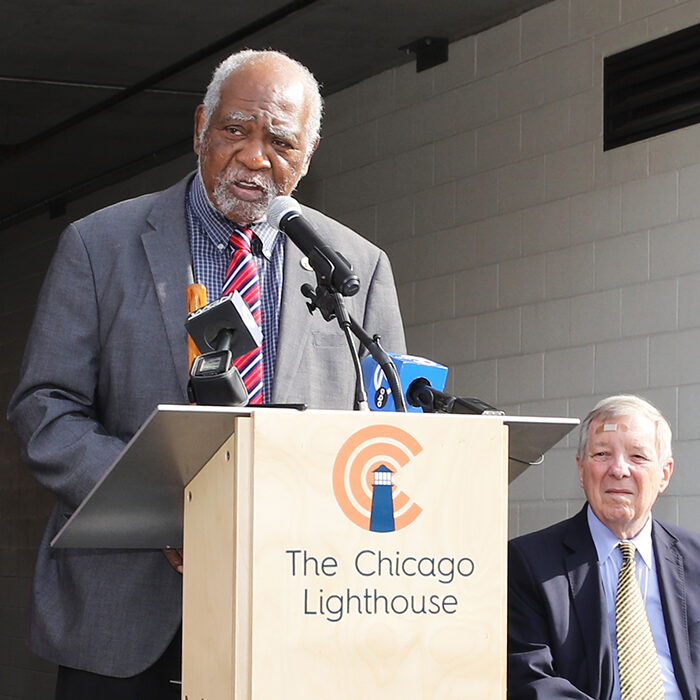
[407,379,504,415]
[267,196,360,297]
[185,292,261,406]
[361,352,504,415]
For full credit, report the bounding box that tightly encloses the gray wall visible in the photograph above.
[4,0,700,697]
[300,0,700,539]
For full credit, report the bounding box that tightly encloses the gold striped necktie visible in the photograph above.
[615,541,664,699]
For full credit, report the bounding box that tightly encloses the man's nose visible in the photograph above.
[608,453,631,478]
[236,139,271,170]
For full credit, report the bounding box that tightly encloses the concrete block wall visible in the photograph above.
[298,0,700,539]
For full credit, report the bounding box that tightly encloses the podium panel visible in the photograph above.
[182,409,508,699]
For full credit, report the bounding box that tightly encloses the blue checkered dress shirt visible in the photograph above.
[185,173,283,402]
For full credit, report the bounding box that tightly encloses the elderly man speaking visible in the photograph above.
[508,395,700,699]
[8,49,404,699]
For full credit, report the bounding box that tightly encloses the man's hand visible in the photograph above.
[163,548,183,574]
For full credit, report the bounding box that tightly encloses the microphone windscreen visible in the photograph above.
[267,195,301,229]
[185,292,262,356]
[362,353,448,412]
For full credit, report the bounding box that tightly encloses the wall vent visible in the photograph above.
[604,22,700,150]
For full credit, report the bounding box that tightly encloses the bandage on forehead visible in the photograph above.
[595,422,629,434]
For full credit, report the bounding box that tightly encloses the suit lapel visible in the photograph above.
[654,521,693,700]
[271,240,316,402]
[141,175,194,401]
[565,506,614,699]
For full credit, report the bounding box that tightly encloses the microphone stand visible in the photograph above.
[300,282,407,412]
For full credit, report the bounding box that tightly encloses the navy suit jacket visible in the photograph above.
[7,173,405,677]
[508,505,700,699]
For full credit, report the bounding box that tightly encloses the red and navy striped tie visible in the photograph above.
[221,226,264,404]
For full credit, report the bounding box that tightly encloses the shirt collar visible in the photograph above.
[587,504,654,570]
[188,172,281,261]
[253,220,283,261]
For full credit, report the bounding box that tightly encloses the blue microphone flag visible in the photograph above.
[362,353,448,412]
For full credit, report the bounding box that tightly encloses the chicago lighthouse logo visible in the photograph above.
[332,425,423,532]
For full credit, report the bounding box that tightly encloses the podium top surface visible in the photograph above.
[52,405,578,550]
[52,405,253,550]
[504,414,579,481]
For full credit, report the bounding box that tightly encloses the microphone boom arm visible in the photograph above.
[300,283,406,412]
[345,317,407,413]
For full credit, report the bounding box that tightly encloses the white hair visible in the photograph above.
[577,394,673,465]
[200,49,323,157]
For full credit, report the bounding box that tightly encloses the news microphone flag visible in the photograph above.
[362,353,448,412]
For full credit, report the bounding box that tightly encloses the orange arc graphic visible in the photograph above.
[332,424,423,530]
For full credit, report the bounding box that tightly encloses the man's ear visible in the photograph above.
[576,454,585,489]
[193,105,206,155]
[658,457,674,495]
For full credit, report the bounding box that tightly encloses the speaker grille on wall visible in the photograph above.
[604,22,700,150]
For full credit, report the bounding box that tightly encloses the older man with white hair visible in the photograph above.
[8,49,404,699]
[508,395,700,699]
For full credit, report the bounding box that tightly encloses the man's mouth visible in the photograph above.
[229,179,265,200]
[208,167,280,220]
[235,180,262,191]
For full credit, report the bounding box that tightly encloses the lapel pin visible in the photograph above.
[300,256,313,272]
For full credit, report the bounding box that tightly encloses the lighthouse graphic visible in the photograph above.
[369,465,395,532]
[332,425,423,532]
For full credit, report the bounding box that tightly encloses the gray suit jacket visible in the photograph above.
[7,173,405,677]
[508,505,700,699]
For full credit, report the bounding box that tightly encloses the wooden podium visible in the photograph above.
[53,405,578,699]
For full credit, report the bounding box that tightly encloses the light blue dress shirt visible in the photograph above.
[587,506,681,699]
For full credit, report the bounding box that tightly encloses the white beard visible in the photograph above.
[211,174,279,223]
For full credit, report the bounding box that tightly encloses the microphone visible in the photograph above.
[185,291,262,357]
[406,381,504,416]
[362,353,504,415]
[184,292,262,406]
[362,353,449,412]
[267,196,360,297]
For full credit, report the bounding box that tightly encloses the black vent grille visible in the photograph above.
[604,22,700,150]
